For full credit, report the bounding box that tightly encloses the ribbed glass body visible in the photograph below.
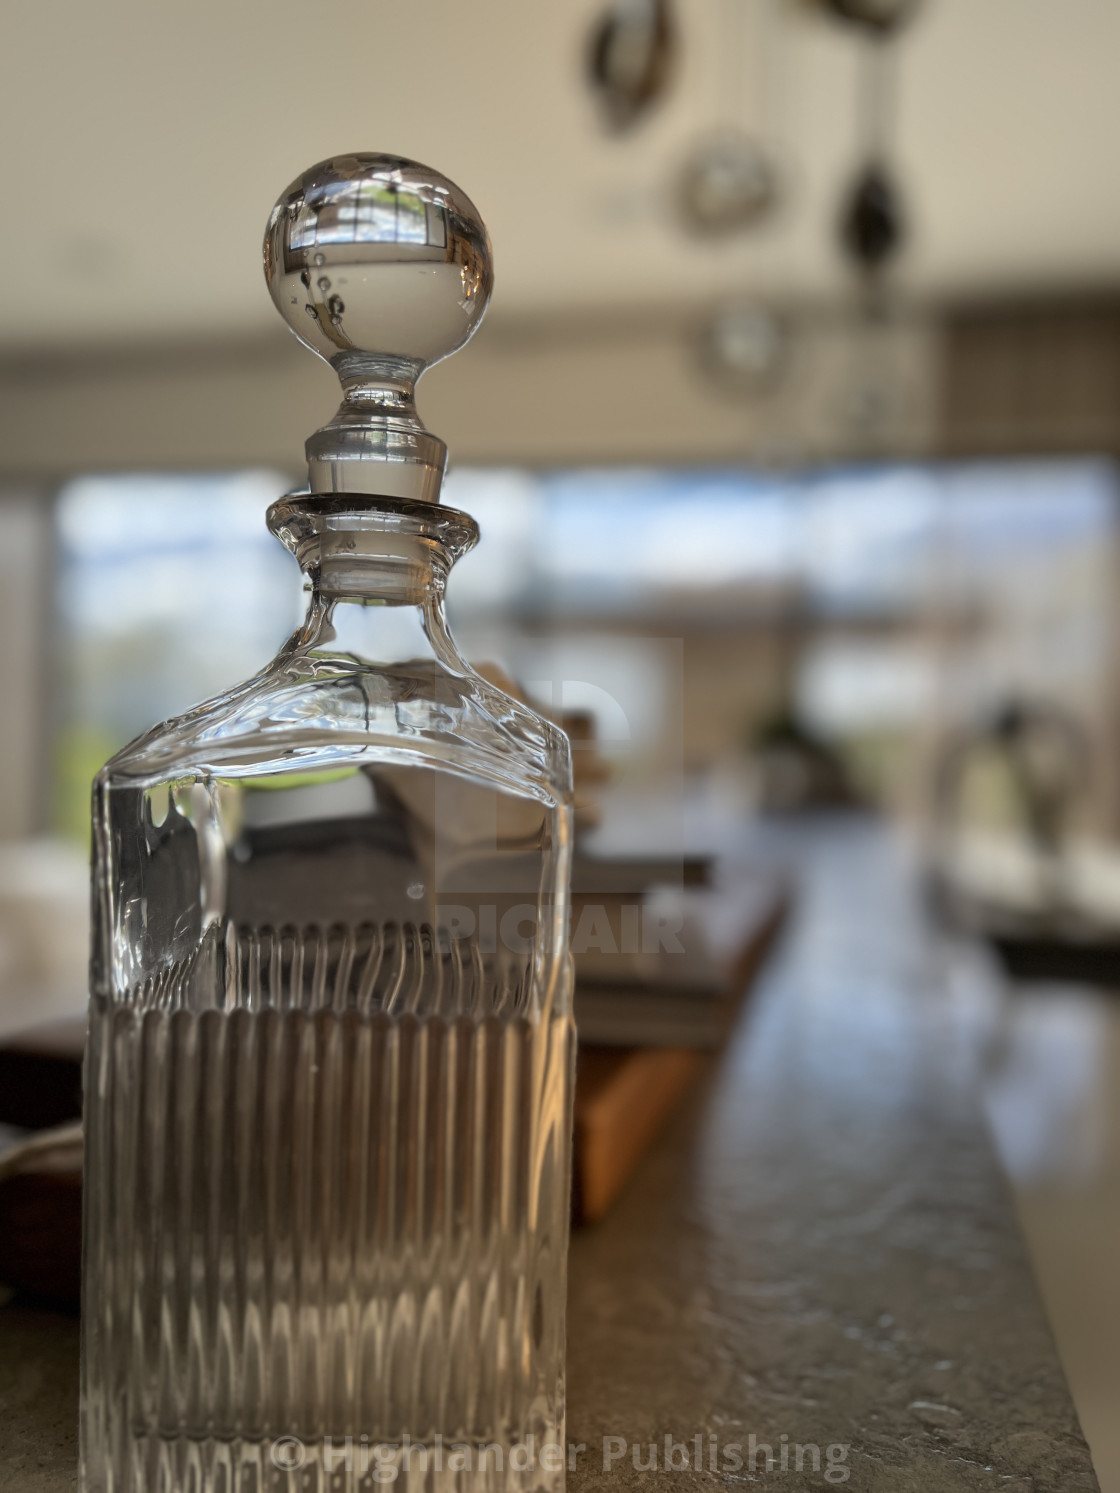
[80,497,575,1493]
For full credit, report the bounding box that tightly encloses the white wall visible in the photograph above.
[0,308,940,478]
[1,1,1119,352]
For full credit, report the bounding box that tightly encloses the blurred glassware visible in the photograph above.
[924,699,1120,984]
[678,131,781,236]
[935,699,1090,901]
[588,0,678,130]
[699,300,791,393]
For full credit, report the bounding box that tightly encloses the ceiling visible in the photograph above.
[3,0,1120,349]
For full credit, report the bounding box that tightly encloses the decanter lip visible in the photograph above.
[266,492,480,570]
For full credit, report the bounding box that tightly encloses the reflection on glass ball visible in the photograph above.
[264,153,493,376]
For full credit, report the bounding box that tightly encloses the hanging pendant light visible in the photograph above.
[821,0,921,36]
[679,131,781,236]
[840,161,904,271]
[588,0,678,130]
[700,300,791,394]
[676,0,783,238]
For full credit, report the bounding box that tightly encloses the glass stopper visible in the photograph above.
[264,154,494,501]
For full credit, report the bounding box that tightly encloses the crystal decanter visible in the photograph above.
[80,156,575,1493]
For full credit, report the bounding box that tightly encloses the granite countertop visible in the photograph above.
[0,818,1100,1491]
[566,820,1099,1491]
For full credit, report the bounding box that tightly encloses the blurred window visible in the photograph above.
[49,458,1120,837]
[52,472,296,840]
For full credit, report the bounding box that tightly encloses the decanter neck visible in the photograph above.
[267,493,478,609]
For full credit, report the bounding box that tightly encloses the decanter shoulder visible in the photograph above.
[99,652,572,805]
[467,669,574,794]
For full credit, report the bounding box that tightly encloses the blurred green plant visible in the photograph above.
[53,723,121,848]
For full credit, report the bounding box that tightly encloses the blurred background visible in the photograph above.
[2,0,1120,1483]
